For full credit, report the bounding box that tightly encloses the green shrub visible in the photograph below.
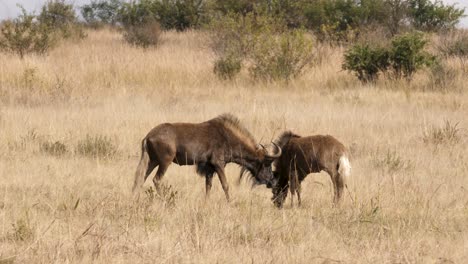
[249,29,314,81]
[343,44,390,82]
[303,0,363,42]
[389,32,435,79]
[38,0,85,39]
[305,0,392,42]
[155,0,208,31]
[76,135,117,158]
[119,0,157,27]
[212,0,259,16]
[81,0,122,28]
[209,12,283,60]
[0,7,56,58]
[210,12,315,82]
[123,20,162,48]
[380,0,410,36]
[118,1,162,47]
[213,55,242,80]
[344,32,436,82]
[409,0,465,32]
[119,0,207,31]
[210,11,313,82]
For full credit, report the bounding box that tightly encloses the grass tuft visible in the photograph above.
[76,135,117,158]
[423,120,462,145]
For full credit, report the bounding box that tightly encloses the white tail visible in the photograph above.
[338,155,351,185]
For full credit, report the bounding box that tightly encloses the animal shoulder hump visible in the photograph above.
[208,113,256,144]
[275,131,301,148]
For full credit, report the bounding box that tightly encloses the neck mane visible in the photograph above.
[273,131,301,168]
[275,131,301,148]
[209,113,258,156]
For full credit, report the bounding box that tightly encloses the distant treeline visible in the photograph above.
[81,0,465,37]
[0,0,466,85]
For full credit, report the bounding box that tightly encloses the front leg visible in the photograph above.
[215,166,230,202]
[205,173,214,198]
[289,170,297,208]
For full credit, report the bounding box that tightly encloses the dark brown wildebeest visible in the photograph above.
[269,131,351,208]
[132,114,281,201]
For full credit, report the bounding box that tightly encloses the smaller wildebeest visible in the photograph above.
[132,114,281,201]
[270,131,351,208]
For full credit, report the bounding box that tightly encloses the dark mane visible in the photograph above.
[275,131,301,148]
[209,113,257,148]
[273,131,301,168]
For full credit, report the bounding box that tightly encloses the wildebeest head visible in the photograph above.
[240,142,281,187]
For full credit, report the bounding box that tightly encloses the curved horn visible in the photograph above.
[265,142,282,159]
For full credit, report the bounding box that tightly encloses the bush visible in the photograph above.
[409,0,465,32]
[438,30,468,72]
[145,184,178,208]
[344,32,435,82]
[423,120,461,145]
[0,7,56,58]
[213,55,242,80]
[343,44,390,82]
[155,0,208,31]
[81,0,122,28]
[119,0,207,32]
[212,0,259,16]
[123,20,162,48]
[38,0,85,39]
[303,0,362,42]
[210,12,315,82]
[442,32,468,58]
[118,0,157,28]
[76,135,117,158]
[118,1,163,47]
[40,140,68,156]
[389,32,435,79]
[209,12,283,59]
[210,11,313,82]
[249,29,314,81]
[427,61,458,91]
[372,149,413,174]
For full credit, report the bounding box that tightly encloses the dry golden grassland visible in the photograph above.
[0,29,467,263]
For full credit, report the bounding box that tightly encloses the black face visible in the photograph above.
[268,171,280,189]
[271,171,287,208]
[252,161,275,187]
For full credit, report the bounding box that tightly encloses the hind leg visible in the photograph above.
[143,162,158,182]
[330,172,344,204]
[335,174,344,204]
[152,159,172,195]
[205,172,214,198]
[132,161,157,194]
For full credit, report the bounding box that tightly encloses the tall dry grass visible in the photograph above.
[0,29,467,263]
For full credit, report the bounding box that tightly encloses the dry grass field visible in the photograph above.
[0,29,467,263]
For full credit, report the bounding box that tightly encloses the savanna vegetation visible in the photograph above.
[0,0,467,263]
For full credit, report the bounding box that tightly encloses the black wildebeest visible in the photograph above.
[132,114,281,201]
[270,131,351,208]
